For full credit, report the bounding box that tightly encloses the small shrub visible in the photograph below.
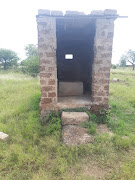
[111,64,117,69]
[86,110,110,124]
[112,135,131,150]
[80,120,97,135]
[87,122,97,135]
[40,112,61,136]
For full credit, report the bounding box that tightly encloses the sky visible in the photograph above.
[0,0,135,64]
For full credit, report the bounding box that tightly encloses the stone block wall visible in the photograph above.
[37,16,58,114]
[36,9,118,115]
[92,18,115,107]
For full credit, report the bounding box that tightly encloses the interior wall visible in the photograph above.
[56,18,96,94]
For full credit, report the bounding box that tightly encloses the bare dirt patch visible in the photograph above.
[81,162,112,179]
[97,124,114,136]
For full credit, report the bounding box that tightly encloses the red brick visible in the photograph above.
[40,80,46,85]
[99,79,109,84]
[48,67,55,71]
[103,97,109,103]
[46,52,56,57]
[40,73,52,78]
[48,92,56,97]
[41,86,55,92]
[41,92,47,97]
[40,60,50,64]
[104,85,109,91]
[40,66,45,71]
[94,97,102,102]
[48,79,56,85]
[41,98,52,104]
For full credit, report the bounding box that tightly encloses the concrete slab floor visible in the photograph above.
[57,95,92,109]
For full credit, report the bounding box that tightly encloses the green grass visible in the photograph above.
[0,68,135,179]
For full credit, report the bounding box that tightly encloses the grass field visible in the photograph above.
[0,68,135,179]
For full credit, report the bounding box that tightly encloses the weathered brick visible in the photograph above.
[48,92,56,97]
[38,9,50,15]
[99,79,109,84]
[108,45,112,51]
[38,37,44,43]
[48,79,56,85]
[40,80,46,84]
[51,10,63,16]
[100,67,110,71]
[40,73,52,78]
[41,98,52,104]
[39,44,49,50]
[39,52,43,58]
[48,67,55,71]
[41,92,47,97]
[40,60,51,64]
[41,86,55,92]
[98,46,105,51]
[103,25,108,29]
[40,66,45,71]
[101,31,105,36]
[104,85,109,91]
[103,97,109,103]
[104,9,117,15]
[94,60,103,64]
[107,32,114,38]
[46,52,56,57]
[93,97,102,102]
[101,52,112,58]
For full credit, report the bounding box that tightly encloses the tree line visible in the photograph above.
[0,44,39,77]
[120,50,135,70]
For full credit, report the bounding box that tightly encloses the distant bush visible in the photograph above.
[111,64,118,69]
[21,57,39,77]
[0,48,19,70]
[21,44,39,77]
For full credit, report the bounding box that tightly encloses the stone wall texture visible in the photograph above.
[92,19,115,107]
[36,9,117,115]
[37,17,58,115]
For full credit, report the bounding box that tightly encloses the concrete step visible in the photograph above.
[62,125,94,145]
[61,112,89,125]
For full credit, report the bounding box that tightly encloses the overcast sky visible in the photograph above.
[0,0,134,64]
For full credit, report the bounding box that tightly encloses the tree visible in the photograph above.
[120,55,126,67]
[0,49,19,70]
[21,44,39,77]
[25,44,38,58]
[120,50,135,70]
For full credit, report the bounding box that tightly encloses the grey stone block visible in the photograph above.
[61,112,89,125]
[91,10,104,15]
[51,10,63,16]
[38,9,50,16]
[104,9,117,15]
[62,125,94,145]
[65,11,85,16]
